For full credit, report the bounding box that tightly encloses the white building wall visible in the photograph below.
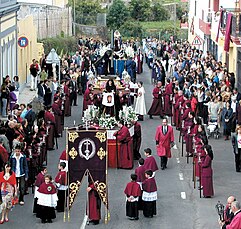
[219,0,236,9]
[18,0,53,6]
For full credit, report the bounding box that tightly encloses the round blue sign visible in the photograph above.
[18,36,29,48]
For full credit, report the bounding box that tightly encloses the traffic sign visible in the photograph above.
[18,36,29,48]
[192,35,202,46]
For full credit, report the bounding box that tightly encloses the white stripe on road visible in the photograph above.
[181,192,186,199]
[80,215,88,229]
[176,158,180,164]
[179,173,184,181]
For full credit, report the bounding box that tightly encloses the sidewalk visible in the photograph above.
[18,85,37,105]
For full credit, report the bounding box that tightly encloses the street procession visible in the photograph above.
[1,0,241,228]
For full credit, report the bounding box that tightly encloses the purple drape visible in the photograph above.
[215,10,223,42]
[224,13,233,52]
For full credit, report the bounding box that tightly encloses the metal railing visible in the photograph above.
[220,9,241,37]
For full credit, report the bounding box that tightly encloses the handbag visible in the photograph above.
[12,196,19,206]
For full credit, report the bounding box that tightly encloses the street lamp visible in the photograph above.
[73,0,76,36]
[215,201,225,222]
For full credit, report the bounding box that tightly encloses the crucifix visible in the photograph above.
[84,140,91,157]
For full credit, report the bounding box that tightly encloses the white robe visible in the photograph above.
[135,86,147,115]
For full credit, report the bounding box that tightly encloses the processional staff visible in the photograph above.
[186,126,191,164]
[181,120,184,157]
[192,136,196,189]
[198,149,202,198]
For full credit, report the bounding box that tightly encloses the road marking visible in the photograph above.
[181,192,186,199]
[176,158,180,164]
[179,173,184,180]
[80,215,88,229]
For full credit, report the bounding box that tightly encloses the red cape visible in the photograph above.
[124,181,142,197]
[59,150,66,160]
[142,177,157,192]
[0,145,9,163]
[38,182,56,194]
[135,165,146,182]
[35,172,45,187]
[144,156,159,172]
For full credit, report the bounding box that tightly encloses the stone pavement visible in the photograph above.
[18,86,37,105]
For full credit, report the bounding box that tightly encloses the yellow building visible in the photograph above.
[17,15,43,86]
[0,0,20,85]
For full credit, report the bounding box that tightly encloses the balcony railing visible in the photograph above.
[220,9,241,37]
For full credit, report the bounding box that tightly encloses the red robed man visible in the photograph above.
[44,106,56,150]
[132,120,142,160]
[52,97,62,136]
[181,102,192,123]
[113,121,133,169]
[83,84,94,112]
[163,78,173,116]
[174,90,184,129]
[155,118,174,170]
[148,81,164,119]
[172,87,179,126]
[87,180,101,225]
[182,111,195,157]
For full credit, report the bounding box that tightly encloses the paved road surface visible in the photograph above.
[2,65,240,229]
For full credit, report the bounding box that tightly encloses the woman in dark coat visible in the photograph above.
[202,145,214,198]
[236,100,241,125]
[221,101,233,140]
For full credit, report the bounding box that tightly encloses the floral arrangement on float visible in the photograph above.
[98,115,117,129]
[119,106,138,126]
[122,70,131,85]
[82,105,99,123]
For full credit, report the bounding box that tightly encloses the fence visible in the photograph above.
[18,4,73,39]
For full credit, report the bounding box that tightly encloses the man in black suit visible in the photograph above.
[69,76,78,106]
[37,81,45,103]
[220,196,236,228]
[25,104,36,133]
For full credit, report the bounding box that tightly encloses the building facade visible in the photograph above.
[0,0,20,84]
[17,0,71,88]
[188,0,241,88]
[17,15,44,87]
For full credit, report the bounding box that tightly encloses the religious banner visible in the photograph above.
[67,128,108,219]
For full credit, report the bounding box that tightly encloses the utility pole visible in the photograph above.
[174,3,177,37]
[73,0,76,36]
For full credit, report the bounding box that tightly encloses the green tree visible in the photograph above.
[120,20,145,38]
[107,0,129,30]
[129,0,152,21]
[69,0,104,25]
[151,2,170,21]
